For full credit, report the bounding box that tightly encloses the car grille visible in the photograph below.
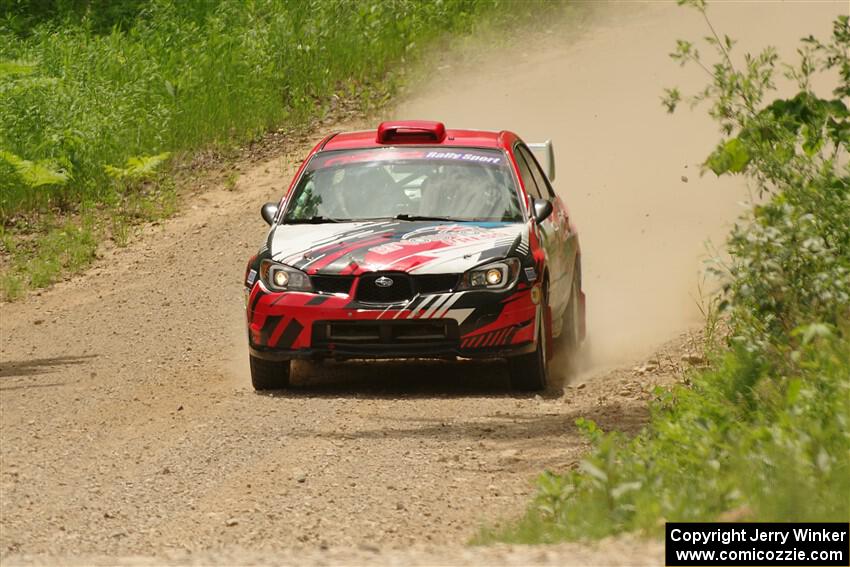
[310,273,459,303]
[413,274,459,294]
[356,273,414,304]
[314,319,459,345]
[311,275,355,294]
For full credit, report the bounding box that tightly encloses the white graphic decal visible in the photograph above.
[445,308,474,325]
[269,220,528,275]
[424,151,501,165]
[406,295,437,319]
[393,294,421,319]
[434,292,465,319]
[421,294,451,319]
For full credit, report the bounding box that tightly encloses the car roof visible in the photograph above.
[320,123,516,152]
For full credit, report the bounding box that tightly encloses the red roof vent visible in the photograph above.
[376,120,446,144]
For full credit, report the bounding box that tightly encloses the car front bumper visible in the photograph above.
[246,283,538,361]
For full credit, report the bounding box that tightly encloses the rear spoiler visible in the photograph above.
[527,140,556,182]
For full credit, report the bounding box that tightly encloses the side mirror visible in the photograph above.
[261,202,278,225]
[532,198,553,224]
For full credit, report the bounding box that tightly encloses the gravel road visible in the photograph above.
[0,148,681,564]
[1,2,842,565]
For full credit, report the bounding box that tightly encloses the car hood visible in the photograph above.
[268,220,528,275]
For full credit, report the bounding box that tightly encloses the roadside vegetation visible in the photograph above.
[485,2,850,542]
[0,0,555,301]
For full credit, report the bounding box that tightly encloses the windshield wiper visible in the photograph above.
[286,216,348,224]
[394,214,463,222]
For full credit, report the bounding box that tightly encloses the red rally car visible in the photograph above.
[243,121,585,391]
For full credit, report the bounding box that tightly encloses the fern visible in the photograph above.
[0,150,72,187]
[104,152,171,181]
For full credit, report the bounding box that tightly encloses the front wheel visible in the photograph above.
[250,355,291,390]
[508,318,549,392]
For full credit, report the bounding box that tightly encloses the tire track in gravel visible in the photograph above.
[2,2,844,565]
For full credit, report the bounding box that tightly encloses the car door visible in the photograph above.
[512,145,563,300]
[517,144,577,316]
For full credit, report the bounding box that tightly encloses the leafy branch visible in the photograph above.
[662,8,849,194]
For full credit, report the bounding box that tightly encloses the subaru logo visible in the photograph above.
[375,276,394,288]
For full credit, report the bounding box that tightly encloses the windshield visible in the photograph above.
[283,147,523,223]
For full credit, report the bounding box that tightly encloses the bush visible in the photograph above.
[487,333,849,543]
[485,4,850,543]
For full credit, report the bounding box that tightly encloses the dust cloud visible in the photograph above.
[393,1,847,369]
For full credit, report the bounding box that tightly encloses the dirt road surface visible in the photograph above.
[1,2,844,565]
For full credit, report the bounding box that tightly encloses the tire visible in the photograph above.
[509,308,549,392]
[250,355,291,390]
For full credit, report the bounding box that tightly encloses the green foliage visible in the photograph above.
[491,5,850,544]
[0,0,551,220]
[0,215,97,300]
[0,175,176,299]
[0,150,72,187]
[704,137,750,175]
[1,0,553,296]
[0,271,23,300]
[483,333,850,543]
[224,171,239,192]
[104,152,170,181]
[662,13,849,190]
[1,0,151,35]
[0,59,36,77]
[802,15,850,99]
[726,174,850,354]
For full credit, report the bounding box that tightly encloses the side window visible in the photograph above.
[513,148,543,200]
[518,145,555,199]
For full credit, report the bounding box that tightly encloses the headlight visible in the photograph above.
[259,260,313,292]
[459,258,520,290]
[273,270,289,288]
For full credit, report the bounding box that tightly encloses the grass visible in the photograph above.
[1,216,98,299]
[0,0,566,300]
[0,172,178,299]
[478,330,850,543]
[224,171,239,192]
